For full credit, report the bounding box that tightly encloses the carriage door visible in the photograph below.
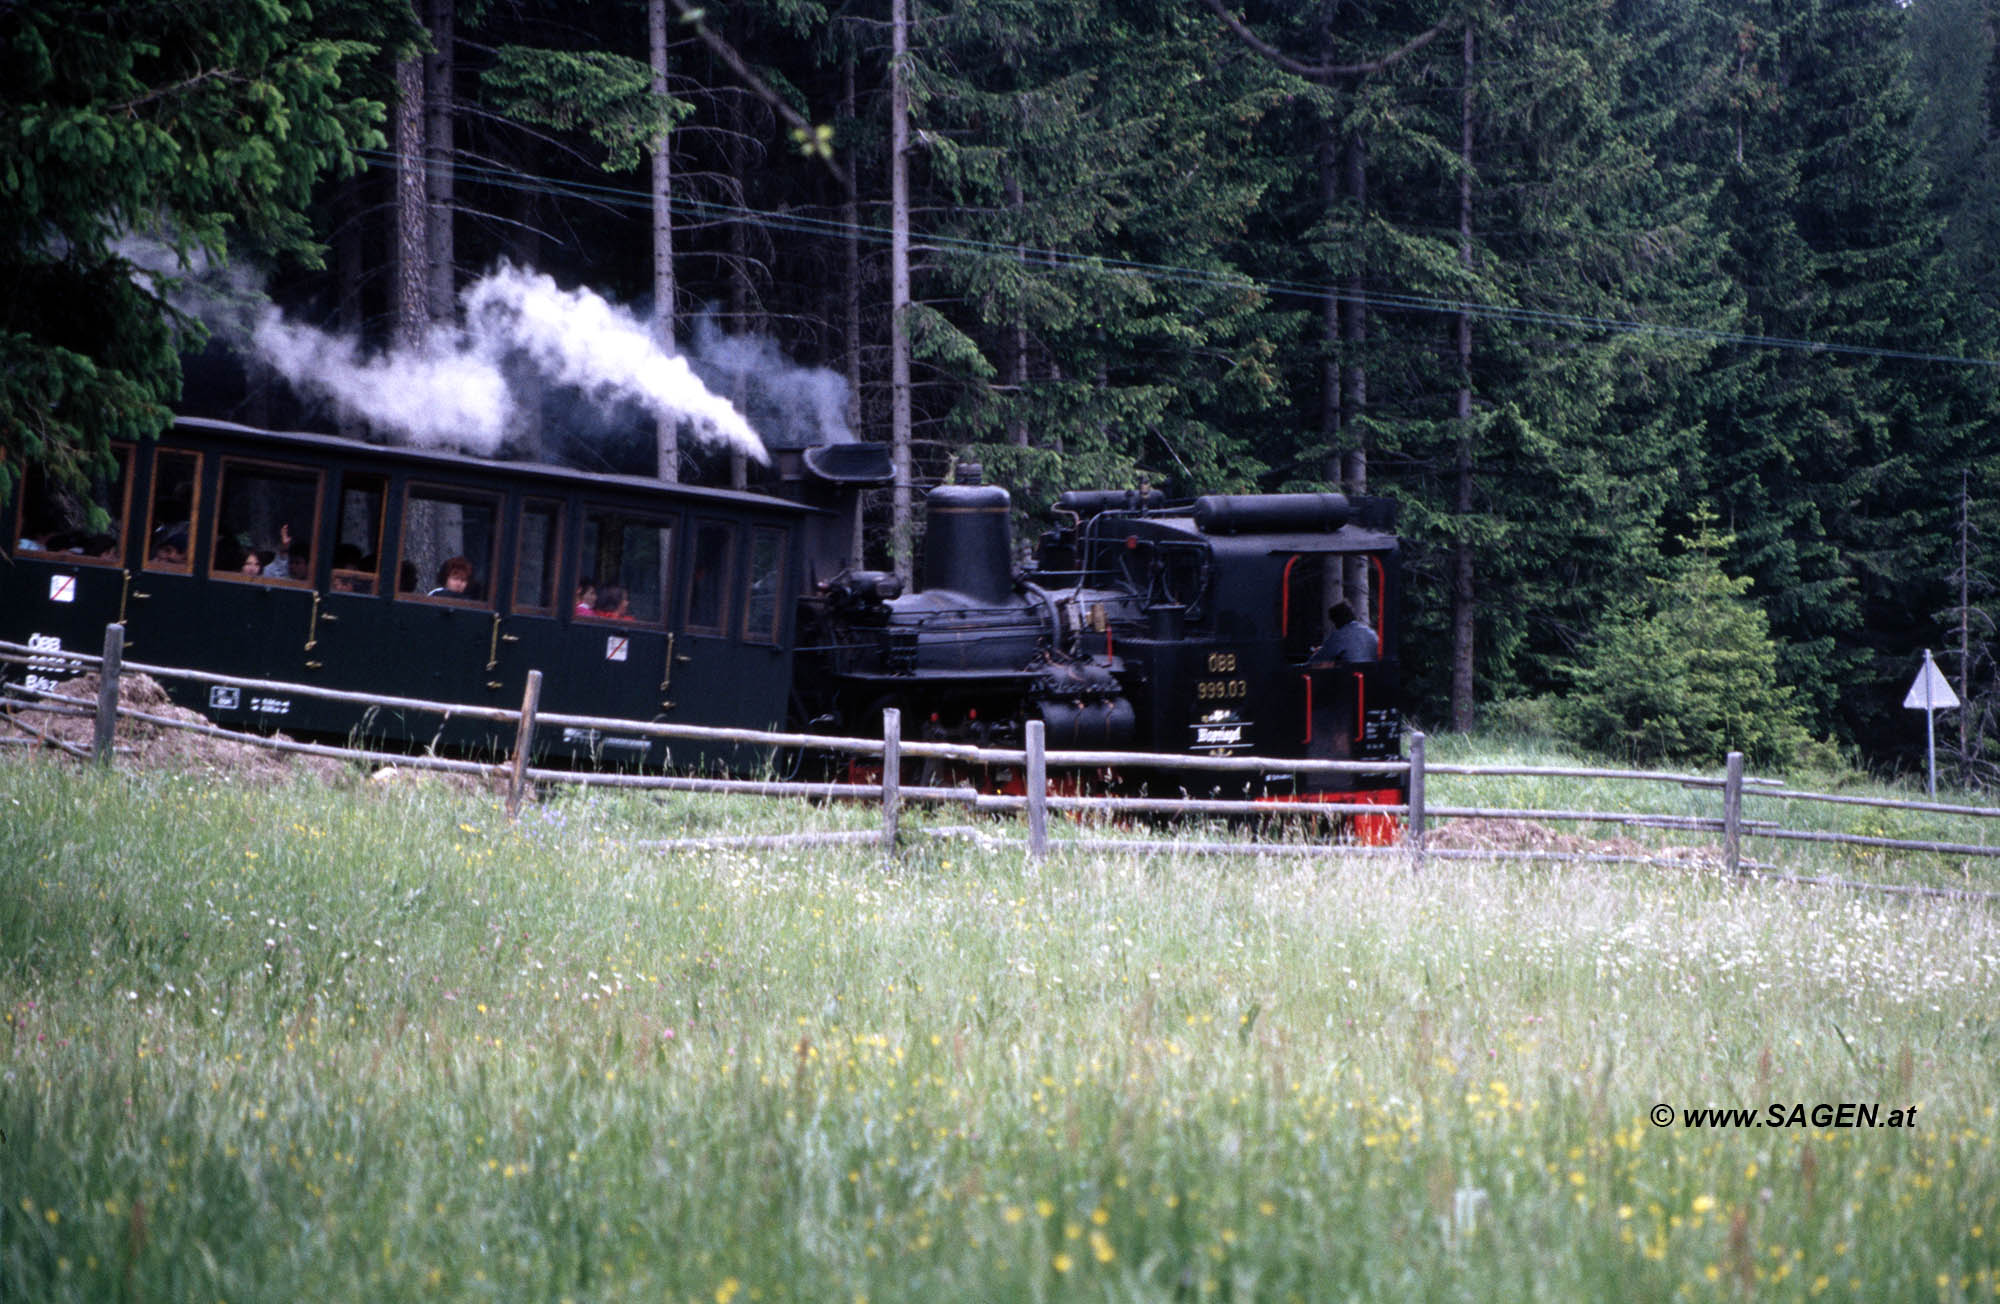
[121,449,206,674]
[205,460,324,718]
[496,497,564,698]
[737,525,793,720]
[391,483,504,717]
[566,504,677,765]
[296,472,391,700]
[673,518,753,743]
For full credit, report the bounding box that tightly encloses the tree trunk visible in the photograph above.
[842,54,863,435]
[1450,23,1477,733]
[1316,110,1346,613]
[651,0,679,482]
[889,0,914,586]
[423,0,454,327]
[1340,129,1370,605]
[725,84,753,491]
[392,54,428,351]
[1006,172,1030,448]
[336,177,365,440]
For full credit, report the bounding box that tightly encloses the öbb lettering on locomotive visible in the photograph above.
[2,417,1406,836]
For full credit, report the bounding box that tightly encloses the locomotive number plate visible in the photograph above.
[1196,678,1248,701]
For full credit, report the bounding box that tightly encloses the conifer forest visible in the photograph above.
[8,0,2000,777]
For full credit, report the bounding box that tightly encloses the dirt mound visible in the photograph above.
[3,671,351,784]
[1422,816,1723,869]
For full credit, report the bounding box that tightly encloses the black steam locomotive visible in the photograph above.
[2,418,1404,836]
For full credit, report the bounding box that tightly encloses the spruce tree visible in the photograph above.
[1699,0,1995,746]
[1559,514,1810,767]
[0,0,417,498]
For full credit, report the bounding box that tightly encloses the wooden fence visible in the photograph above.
[4,626,2000,895]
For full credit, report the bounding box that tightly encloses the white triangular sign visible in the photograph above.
[1903,650,1961,711]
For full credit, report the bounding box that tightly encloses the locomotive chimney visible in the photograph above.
[922,481,1014,604]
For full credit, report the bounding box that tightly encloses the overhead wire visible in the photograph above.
[355,147,2000,372]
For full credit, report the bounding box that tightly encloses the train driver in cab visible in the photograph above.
[1310,601,1377,665]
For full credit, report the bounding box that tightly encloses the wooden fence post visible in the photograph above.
[1026,718,1049,861]
[506,669,542,819]
[881,707,902,853]
[1407,730,1426,869]
[93,623,125,768]
[1723,750,1744,875]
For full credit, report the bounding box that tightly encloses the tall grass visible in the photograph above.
[3,755,1997,1301]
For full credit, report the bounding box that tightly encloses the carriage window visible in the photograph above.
[515,500,562,614]
[144,451,201,572]
[685,520,735,634]
[14,445,130,564]
[744,526,785,644]
[213,461,319,583]
[578,506,671,626]
[399,485,497,605]
[330,474,385,595]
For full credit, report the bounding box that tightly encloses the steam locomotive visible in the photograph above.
[2,417,1405,833]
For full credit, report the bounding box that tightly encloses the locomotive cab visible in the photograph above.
[1039,491,1402,811]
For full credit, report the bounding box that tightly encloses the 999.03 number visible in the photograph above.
[1196,678,1247,701]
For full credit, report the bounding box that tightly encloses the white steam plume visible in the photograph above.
[239,263,764,461]
[688,311,853,449]
[464,267,765,463]
[252,315,513,448]
[128,239,793,465]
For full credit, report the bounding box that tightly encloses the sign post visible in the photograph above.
[1902,648,1960,798]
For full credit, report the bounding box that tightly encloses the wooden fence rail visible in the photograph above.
[5,629,2000,885]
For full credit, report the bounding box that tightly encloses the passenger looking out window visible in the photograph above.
[590,584,633,622]
[149,522,190,567]
[214,461,316,583]
[429,556,477,598]
[580,506,671,627]
[399,485,497,607]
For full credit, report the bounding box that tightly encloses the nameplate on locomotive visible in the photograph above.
[1190,709,1250,752]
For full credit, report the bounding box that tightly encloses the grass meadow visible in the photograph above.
[3,750,1999,1302]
